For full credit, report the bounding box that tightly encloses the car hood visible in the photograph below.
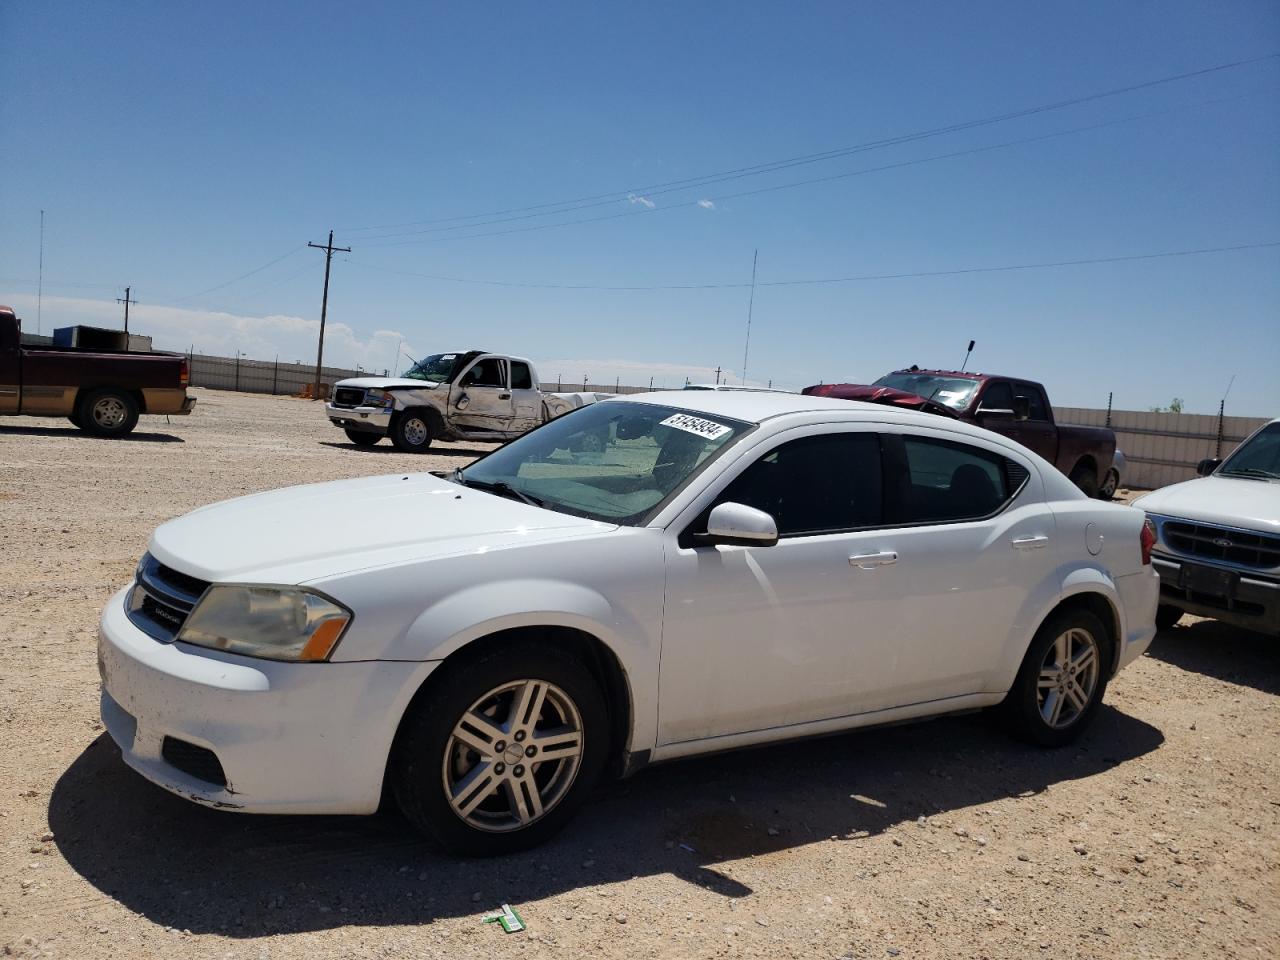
[1134,475,1280,532]
[149,473,611,584]
[335,377,441,390]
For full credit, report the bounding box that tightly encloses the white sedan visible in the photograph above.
[98,392,1158,855]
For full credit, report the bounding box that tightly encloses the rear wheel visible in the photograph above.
[77,388,139,438]
[1000,609,1109,747]
[390,411,432,453]
[344,429,381,447]
[392,643,608,856]
[1068,461,1099,498]
[1156,604,1183,631]
[1098,467,1119,500]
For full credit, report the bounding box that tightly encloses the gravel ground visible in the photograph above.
[2,388,1277,960]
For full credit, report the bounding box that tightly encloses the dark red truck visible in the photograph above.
[804,368,1116,497]
[1,305,195,437]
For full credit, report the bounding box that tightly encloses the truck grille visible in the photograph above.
[1163,521,1280,571]
[333,387,366,408]
[126,553,210,642]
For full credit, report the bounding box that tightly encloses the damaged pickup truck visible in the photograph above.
[326,351,605,452]
[804,368,1116,497]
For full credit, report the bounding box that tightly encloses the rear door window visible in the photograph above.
[1017,383,1050,422]
[895,435,1024,524]
[510,362,534,390]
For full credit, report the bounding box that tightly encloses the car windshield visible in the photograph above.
[1217,422,1280,480]
[458,401,753,524]
[403,353,465,383]
[872,373,980,410]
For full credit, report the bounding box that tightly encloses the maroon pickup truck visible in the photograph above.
[1,305,194,437]
[804,368,1116,497]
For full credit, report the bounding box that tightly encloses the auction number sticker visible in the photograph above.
[660,414,732,440]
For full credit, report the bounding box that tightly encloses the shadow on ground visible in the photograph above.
[317,441,496,458]
[0,425,184,442]
[50,705,1161,938]
[1146,617,1280,695]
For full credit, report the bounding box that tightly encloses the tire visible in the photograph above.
[391,642,609,856]
[67,412,83,428]
[1068,461,1099,499]
[76,388,139,438]
[390,410,433,453]
[344,429,381,447]
[1098,468,1119,500]
[1156,604,1183,631]
[999,608,1110,748]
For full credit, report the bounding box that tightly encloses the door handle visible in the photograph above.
[1011,535,1050,550]
[849,551,898,569]
[499,393,511,399]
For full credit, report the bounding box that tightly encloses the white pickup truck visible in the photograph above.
[326,351,605,452]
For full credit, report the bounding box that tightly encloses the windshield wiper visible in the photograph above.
[1219,467,1280,480]
[453,471,545,507]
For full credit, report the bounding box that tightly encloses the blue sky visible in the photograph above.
[2,1,1277,413]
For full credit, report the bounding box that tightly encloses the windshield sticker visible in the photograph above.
[936,390,964,398]
[660,414,732,440]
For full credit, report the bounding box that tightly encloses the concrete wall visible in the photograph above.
[1057,407,1270,490]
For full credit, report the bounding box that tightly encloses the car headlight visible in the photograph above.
[365,389,394,409]
[176,586,352,662]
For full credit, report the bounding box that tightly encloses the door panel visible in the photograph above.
[451,357,514,431]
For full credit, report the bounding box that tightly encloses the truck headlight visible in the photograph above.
[365,389,394,409]
[176,586,352,662]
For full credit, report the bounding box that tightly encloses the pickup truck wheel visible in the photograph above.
[390,411,432,453]
[999,609,1109,748]
[1156,604,1183,631]
[1097,467,1119,500]
[392,643,608,856]
[1068,462,1099,498]
[344,429,381,447]
[77,388,139,438]
[67,412,83,428]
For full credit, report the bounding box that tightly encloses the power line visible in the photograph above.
[342,240,1277,292]
[343,52,1279,238]
[359,95,1258,249]
[171,246,306,303]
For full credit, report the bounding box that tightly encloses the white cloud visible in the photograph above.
[697,199,715,210]
[2,294,416,375]
[627,193,656,209]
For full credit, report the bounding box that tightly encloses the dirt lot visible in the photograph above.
[2,388,1277,959]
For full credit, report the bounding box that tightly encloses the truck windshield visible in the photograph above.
[458,401,753,525]
[1217,422,1280,480]
[872,373,980,410]
[404,353,464,383]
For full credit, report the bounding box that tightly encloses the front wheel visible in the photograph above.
[1156,604,1183,631]
[392,644,608,856]
[390,411,433,453]
[1000,609,1109,747]
[77,388,139,438]
[344,429,381,447]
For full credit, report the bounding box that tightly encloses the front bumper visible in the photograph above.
[1152,552,1280,636]
[97,587,437,814]
[326,402,391,435]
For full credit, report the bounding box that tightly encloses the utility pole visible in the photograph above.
[37,210,44,336]
[714,365,722,385]
[116,287,137,349]
[741,249,757,384]
[307,230,351,400]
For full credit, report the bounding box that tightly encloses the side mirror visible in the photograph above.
[1012,395,1031,421]
[1196,458,1221,477]
[701,502,778,547]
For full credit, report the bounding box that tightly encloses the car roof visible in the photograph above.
[604,389,1001,438]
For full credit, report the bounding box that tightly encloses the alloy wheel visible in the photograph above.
[403,417,429,446]
[1036,627,1100,728]
[92,396,127,428]
[442,679,584,833]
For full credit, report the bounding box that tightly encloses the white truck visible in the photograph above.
[325,350,606,452]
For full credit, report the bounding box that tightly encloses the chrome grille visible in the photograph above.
[126,553,210,642]
[333,387,366,408]
[1163,520,1280,571]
